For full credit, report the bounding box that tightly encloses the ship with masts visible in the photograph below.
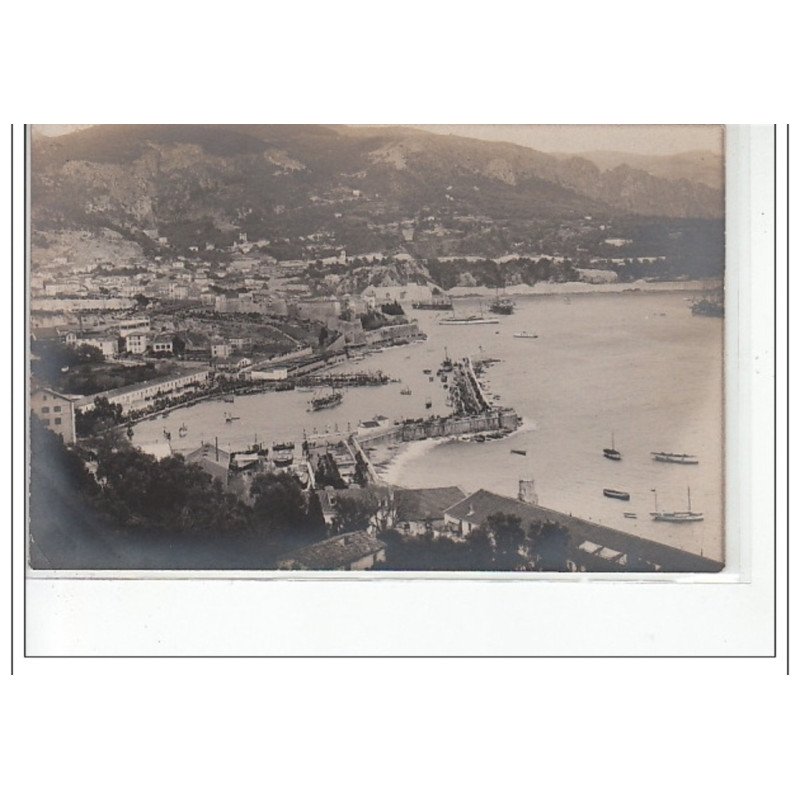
[308,388,344,412]
[489,286,514,315]
[650,487,704,523]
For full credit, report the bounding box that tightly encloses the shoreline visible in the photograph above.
[373,437,448,486]
[370,418,537,488]
[445,278,718,299]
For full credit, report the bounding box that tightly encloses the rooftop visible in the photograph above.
[395,486,467,522]
[278,531,386,570]
[444,489,723,573]
[75,367,210,405]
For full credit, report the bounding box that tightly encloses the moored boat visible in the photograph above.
[650,488,704,523]
[489,298,514,315]
[439,316,499,325]
[651,451,699,465]
[603,432,622,461]
[513,331,538,339]
[603,488,630,501]
[309,389,344,412]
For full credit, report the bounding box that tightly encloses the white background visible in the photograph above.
[1,2,795,798]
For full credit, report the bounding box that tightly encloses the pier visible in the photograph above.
[295,371,392,388]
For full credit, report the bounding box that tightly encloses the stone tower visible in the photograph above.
[518,478,538,506]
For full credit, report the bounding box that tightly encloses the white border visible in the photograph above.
[18,125,776,655]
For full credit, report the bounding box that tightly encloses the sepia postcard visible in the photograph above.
[27,124,727,575]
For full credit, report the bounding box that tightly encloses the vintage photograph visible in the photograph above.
[27,124,725,573]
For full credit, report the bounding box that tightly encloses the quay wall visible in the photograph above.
[356,409,520,450]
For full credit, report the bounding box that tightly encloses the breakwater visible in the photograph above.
[354,408,521,451]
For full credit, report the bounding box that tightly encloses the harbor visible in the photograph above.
[131,289,724,561]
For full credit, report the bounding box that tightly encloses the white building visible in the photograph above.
[124,332,150,354]
[75,335,119,358]
[76,369,211,415]
[31,388,77,444]
[211,339,232,359]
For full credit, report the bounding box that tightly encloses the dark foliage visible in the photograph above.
[380,301,405,316]
[314,453,346,490]
[75,396,124,437]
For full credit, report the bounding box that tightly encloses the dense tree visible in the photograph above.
[75,396,124,438]
[333,495,375,534]
[483,512,528,571]
[31,340,104,386]
[529,520,571,572]
[352,451,370,487]
[314,452,346,489]
[95,444,252,535]
[250,472,320,539]
[380,301,405,316]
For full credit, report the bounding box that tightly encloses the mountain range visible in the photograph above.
[31,125,724,257]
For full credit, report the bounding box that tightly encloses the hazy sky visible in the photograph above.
[413,125,724,156]
[35,124,723,156]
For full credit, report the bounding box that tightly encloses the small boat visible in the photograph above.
[511,449,527,456]
[425,398,432,409]
[273,442,295,451]
[603,432,622,461]
[224,413,240,423]
[474,434,486,443]
[650,488,704,523]
[178,423,188,438]
[489,297,514,315]
[412,296,454,311]
[603,489,630,501]
[400,387,412,396]
[222,395,235,404]
[651,451,699,465]
[623,512,638,519]
[309,389,343,412]
[423,369,432,375]
[513,331,538,339]
[161,412,170,419]
[439,316,499,326]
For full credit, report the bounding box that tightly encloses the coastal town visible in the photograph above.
[28,124,725,573]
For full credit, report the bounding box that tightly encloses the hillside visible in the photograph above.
[558,149,724,190]
[31,126,724,259]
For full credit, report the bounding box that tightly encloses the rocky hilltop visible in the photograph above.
[32,125,722,251]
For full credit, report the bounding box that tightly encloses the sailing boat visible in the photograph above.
[309,386,343,412]
[603,432,622,461]
[650,487,704,523]
[489,284,514,315]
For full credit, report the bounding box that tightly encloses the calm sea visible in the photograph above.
[133,290,724,561]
